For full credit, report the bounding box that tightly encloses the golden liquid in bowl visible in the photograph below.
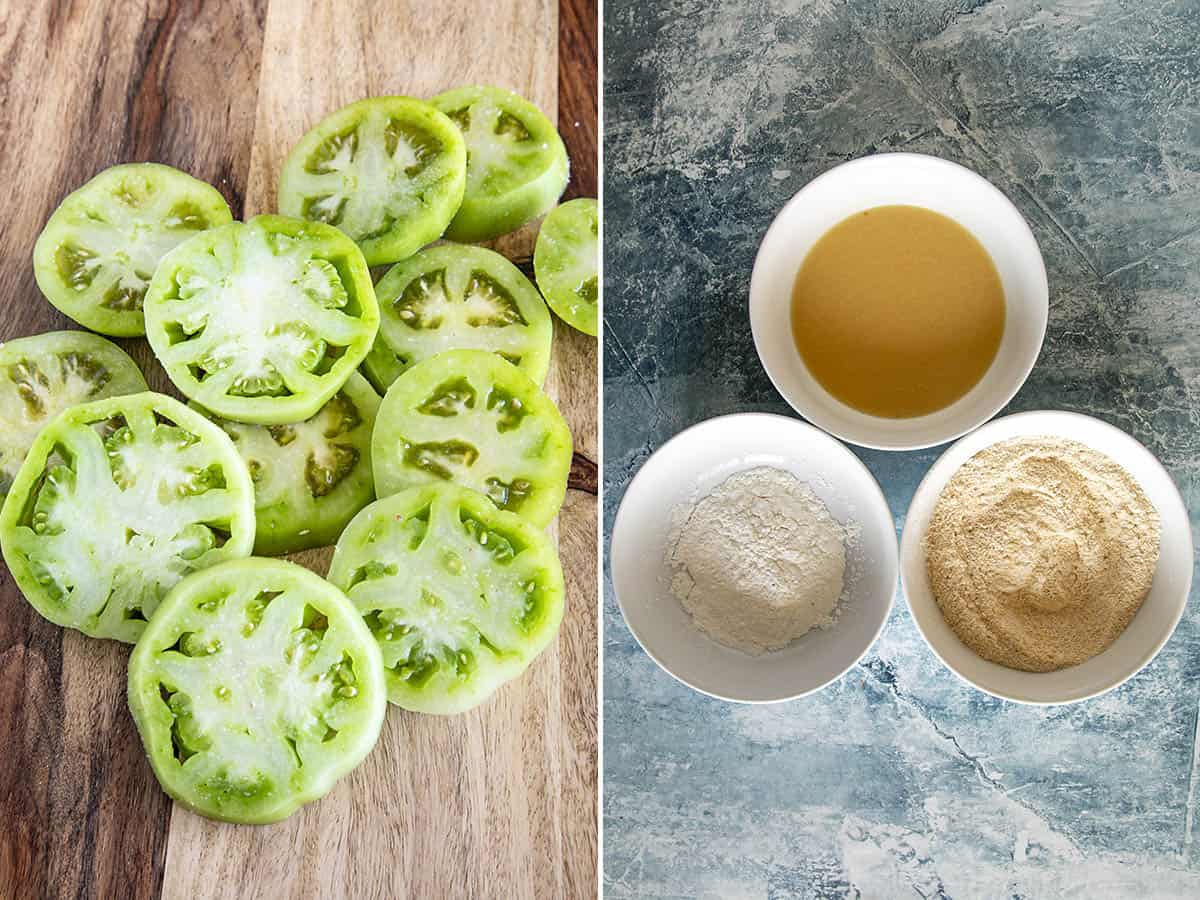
[790,204,1005,419]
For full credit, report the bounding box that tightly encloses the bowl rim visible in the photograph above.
[749,151,1050,452]
[610,411,899,703]
[899,409,1194,705]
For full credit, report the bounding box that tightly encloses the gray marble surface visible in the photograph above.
[601,1,1200,896]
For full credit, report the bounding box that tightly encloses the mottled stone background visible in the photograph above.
[602,1,1200,896]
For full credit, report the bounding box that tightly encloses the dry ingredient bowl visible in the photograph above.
[900,410,1194,704]
[749,153,1049,451]
[609,413,898,703]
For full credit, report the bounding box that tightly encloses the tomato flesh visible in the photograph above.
[34,163,232,336]
[372,349,572,528]
[144,215,379,425]
[360,339,408,395]
[0,331,147,497]
[328,484,564,714]
[127,558,386,824]
[534,198,599,336]
[0,392,255,642]
[430,86,569,243]
[278,96,467,266]
[365,243,552,392]
[197,372,380,555]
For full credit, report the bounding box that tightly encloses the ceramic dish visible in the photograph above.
[900,410,1193,704]
[609,413,898,702]
[749,153,1049,451]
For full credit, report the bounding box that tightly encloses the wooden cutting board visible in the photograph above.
[0,2,597,898]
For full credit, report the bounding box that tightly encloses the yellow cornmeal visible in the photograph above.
[923,435,1160,672]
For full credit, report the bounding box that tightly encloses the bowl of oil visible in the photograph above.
[749,153,1048,451]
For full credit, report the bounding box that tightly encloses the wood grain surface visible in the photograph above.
[0,1,598,898]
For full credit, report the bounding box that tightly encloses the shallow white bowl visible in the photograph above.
[610,413,898,702]
[900,410,1194,704]
[749,153,1049,451]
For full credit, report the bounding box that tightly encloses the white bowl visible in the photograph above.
[749,153,1049,451]
[610,413,898,702]
[900,410,1194,704]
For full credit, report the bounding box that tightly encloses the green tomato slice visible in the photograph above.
[534,198,598,336]
[363,243,552,394]
[430,86,569,243]
[278,96,467,266]
[372,349,571,528]
[127,557,386,824]
[195,372,380,556]
[0,331,147,497]
[360,339,408,394]
[0,392,254,642]
[328,484,564,714]
[33,163,233,337]
[143,215,379,425]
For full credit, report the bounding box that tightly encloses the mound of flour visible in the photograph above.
[666,466,847,655]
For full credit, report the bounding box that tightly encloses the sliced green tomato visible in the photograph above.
[360,339,409,394]
[328,484,564,714]
[33,163,232,337]
[372,349,571,528]
[143,215,379,426]
[365,243,552,394]
[534,198,598,336]
[0,392,254,642]
[195,373,380,556]
[0,331,147,497]
[127,558,386,824]
[430,86,569,243]
[278,96,466,266]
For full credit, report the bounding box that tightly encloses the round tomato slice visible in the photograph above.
[278,96,466,266]
[0,331,147,498]
[372,349,571,528]
[196,372,380,556]
[143,215,379,425]
[127,557,386,824]
[364,243,552,393]
[430,86,569,243]
[534,198,598,336]
[33,163,232,337]
[0,392,254,642]
[328,484,564,714]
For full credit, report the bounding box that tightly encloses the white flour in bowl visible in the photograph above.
[665,466,848,655]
